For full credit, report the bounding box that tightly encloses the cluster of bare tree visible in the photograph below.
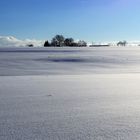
[117,41,127,46]
[44,35,87,47]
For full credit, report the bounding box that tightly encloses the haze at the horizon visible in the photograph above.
[0,0,140,42]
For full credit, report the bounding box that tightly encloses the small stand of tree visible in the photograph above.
[51,35,65,47]
[64,38,74,46]
[44,34,87,47]
[117,41,127,46]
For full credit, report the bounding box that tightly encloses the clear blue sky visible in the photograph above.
[0,0,140,42]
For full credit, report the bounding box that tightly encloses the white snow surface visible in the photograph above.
[1,47,140,139]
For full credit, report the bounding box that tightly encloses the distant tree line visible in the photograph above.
[44,35,87,47]
[26,35,129,47]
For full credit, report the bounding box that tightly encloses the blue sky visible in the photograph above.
[0,0,140,42]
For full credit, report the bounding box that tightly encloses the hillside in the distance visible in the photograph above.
[0,36,44,47]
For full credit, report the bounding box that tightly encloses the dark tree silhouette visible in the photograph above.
[27,44,34,47]
[117,41,127,46]
[51,35,65,46]
[51,38,58,46]
[44,41,50,47]
[64,38,74,46]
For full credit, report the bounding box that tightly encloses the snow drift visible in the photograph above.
[0,36,44,47]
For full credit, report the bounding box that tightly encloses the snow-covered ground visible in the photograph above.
[1,47,140,139]
[1,46,140,76]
